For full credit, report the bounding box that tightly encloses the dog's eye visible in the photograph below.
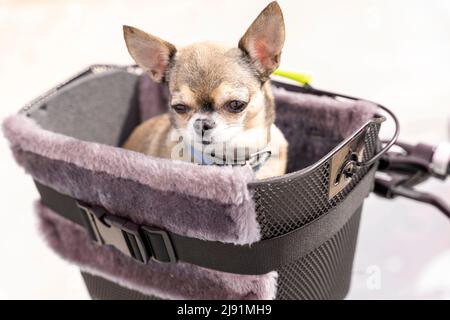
[171,104,190,114]
[224,100,247,113]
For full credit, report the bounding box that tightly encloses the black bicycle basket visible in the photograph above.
[3,64,402,300]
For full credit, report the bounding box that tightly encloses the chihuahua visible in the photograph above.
[122,1,287,179]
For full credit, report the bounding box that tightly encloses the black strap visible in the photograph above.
[35,166,375,275]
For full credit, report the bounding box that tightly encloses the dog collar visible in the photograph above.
[187,143,271,172]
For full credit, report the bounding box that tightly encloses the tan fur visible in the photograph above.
[122,113,175,157]
[122,2,288,179]
[255,125,287,179]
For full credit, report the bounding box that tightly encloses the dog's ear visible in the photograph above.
[238,1,285,80]
[123,25,176,82]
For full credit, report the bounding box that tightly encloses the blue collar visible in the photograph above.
[189,144,217,165]
[187,143,271,171]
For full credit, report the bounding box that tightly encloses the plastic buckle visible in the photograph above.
[76,202,177,263]
[141,226,177,263]
[77,202,149,263]
[247,150,272,171]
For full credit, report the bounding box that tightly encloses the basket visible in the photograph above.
[2,65,398,300]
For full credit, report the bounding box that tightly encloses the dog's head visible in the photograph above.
[124,1,285,152]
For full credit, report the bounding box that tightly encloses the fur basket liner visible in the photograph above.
[2,65,378,300]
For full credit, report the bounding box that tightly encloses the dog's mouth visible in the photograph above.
[201,140,212,145]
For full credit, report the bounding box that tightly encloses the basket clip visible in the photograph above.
[328,125,369,199]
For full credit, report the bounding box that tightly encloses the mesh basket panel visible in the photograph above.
[251,122,379,299]
[276,208,361,300]
[252,122,379,239]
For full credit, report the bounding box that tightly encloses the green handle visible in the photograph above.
[272,69,312,85]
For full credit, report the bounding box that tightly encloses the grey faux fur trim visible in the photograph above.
[36,201,278,300]
[3,114,254,206]
[3,114,261,245]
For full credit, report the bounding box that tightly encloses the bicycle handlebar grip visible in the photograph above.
[431,142,450,177]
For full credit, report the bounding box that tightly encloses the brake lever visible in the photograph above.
[374,141,450,220]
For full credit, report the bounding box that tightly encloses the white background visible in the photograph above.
[0,0,449,299]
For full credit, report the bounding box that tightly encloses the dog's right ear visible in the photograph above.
[123,25,176,82]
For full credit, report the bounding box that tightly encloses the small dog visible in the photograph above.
[122,1,287,179]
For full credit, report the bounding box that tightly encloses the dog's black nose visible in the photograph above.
[193,118,216,135]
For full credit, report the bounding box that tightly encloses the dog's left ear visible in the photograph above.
[123,25,176,82]
[239,1,285,80]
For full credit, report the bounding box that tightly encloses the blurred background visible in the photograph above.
[0,0,449,299]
